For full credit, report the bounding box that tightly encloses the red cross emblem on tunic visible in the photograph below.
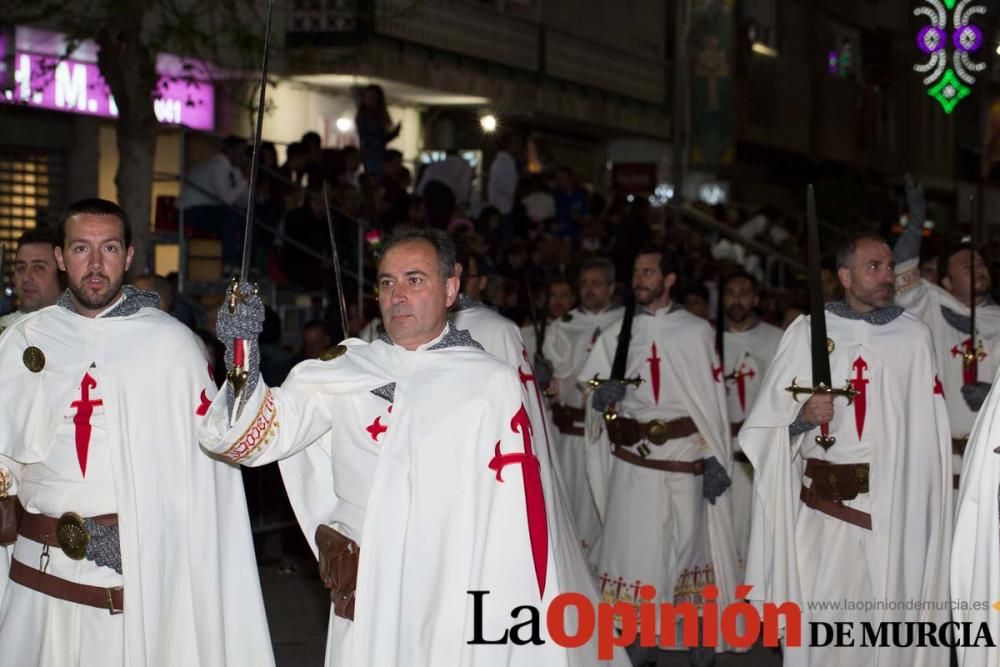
[196,389,211,416]
[850,357,869,439]
[70,373,103,476]
[727,363,757,412]
[488,403,549,596]
[366,406,392,442]
[647,342,661,404]
[951,338,987,384]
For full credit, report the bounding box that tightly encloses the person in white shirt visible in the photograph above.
[487,135,519,242]
[176,135,249,270]
[417,151,474,227]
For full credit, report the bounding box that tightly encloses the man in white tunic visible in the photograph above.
[0,229,63,598]
[521,276,575,366]
[580,246,740,664]
[741,234,951,667]
[952,352,1000,666]
[894,177,1000,491]
[0,199,273,667]
[200,227,627,666]
[0,228,62,330]
[718,270,782,563]
[544,258,623,552]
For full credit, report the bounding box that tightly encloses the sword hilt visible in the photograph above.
[226,277,260,314]
[586,374,645,389]
[723,369,746,382]
[784,378,860,405]
[962,343,984,368]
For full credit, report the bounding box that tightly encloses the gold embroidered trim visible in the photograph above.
[895,266,920,294]
[223,389,278,463]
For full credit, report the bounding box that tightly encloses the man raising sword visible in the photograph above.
[740,189,951,667]
[202,227,627,666]
[893,176,1000,492]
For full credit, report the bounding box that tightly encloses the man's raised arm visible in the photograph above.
[894,175,929,308]
[199,282,336,466]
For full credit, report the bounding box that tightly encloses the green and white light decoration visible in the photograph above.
[914,0,986,114]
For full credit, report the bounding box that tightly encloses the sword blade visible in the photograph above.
[610,291,636,381]
[716,275,725,374]
[806,185,833,388]
[322,183,350,340]
[238,0,275,283]
[970,193,978,381]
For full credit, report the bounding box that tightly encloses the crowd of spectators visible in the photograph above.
[171,84,819,361]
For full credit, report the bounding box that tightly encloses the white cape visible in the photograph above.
[740,311,951,667]
[201,336,629,666]
[953,363,1000,666]
[0,305,273,666]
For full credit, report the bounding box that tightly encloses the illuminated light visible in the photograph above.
[917,25,946,53]
[953,24,983,51]
[335,116,354,132]
[928,68,970,113]
[827,51,839,75]
[480,114,498,132]
[751,42,778,58]
[649,183,675,207]
[698,183,727,206]
[913,0,986,114]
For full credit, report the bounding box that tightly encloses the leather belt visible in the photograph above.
[952,438,968,457]
[18,508,117,559]
[612,446,705,475]
[800,485,872,530]
[730,421,744,438]
[9,558,123,614]
[551,403,585,437]
[606,416,698,447]
[803,458,869,501]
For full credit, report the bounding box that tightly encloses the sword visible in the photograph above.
[586,290,644,421]
[226,0,274,408]
[0,243,6,309]
[715,277,731,386]
[322,183,350,340]
[784,185,858,450]
[524,272,553,396]
[966,193,979,381]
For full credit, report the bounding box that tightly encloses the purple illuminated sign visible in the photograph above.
[3,52,215,131]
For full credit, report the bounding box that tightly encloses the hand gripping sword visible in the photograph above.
[227,0,274,404]
[586,290,644,421]
[784,185,858,450]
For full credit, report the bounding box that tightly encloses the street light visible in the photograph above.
[480,114,498,132]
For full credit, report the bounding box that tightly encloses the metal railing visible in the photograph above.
[152,136,375,321]
[665,202,806,287]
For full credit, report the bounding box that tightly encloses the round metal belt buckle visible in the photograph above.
[646,419,669,445]
[56,512,90,560]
